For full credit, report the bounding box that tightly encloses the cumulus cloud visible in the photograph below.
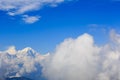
[42,33,100,80]
[0,30,120,80]
[22,15,40,24]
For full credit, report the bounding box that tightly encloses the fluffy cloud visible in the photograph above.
[22,15,40,24]
[42,33,100,80]
[0,30,120,80]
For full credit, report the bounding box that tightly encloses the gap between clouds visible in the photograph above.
[0,29,120,80]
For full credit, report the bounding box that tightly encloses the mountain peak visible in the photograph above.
[6,46,16,55]
[17,47,36,57]
[21,47,34,53]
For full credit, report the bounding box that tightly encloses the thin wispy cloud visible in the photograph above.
[0,0,64,15]
[0,0,71,24]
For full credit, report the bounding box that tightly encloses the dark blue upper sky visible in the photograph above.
[0,0,120,53]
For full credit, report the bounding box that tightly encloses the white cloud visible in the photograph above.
[42,33,100,80]
[22,15,40,24]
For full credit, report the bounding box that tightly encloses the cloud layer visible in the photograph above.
[0,30,120,80]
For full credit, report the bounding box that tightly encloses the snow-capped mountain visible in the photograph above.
[17,47,36,57]
[0,47,48,80]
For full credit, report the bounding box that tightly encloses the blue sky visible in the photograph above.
[0,0,120,53]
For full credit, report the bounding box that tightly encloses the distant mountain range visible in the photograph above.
[0,47,49,80]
